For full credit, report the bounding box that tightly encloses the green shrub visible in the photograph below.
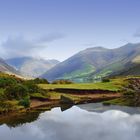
[52,80,73,84]
[27,78,49,84]
[0,100,20,111]
[33,78,49,84]
[23,80,48,95]
[5,84,28,100]
[23,81,39,93]
[102,78,110,83]
[0,77,17,88]
[0,88,5,101]
[19,97,30,108]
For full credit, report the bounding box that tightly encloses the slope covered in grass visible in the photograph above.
[39,78,126,92]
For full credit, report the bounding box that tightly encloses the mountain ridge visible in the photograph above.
[41,43,140,82]
[0,58,19,75]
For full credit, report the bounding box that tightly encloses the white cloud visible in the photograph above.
[0,33,65,59]
[134,29,140,37]
[38,33,65,43]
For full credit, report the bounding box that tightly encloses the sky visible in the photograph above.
[0,0,140,61]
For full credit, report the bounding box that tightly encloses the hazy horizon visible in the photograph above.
[4,42,140,62]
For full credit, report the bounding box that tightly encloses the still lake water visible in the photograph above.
[1,103,140,140]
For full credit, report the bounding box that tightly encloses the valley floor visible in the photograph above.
[1,75,140,117]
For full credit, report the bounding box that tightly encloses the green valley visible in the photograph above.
[1,71,140,115]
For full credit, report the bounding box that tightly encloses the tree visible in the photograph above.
[0,77,17,88]
[52,79,73,84]
[5,84,28,100]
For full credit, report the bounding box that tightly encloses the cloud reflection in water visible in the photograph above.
[1,106,140,140]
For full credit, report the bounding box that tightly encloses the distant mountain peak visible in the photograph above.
[6,57,60,77]
[86,46,106,50]
[79,46,108,55]
[122,42,140,48]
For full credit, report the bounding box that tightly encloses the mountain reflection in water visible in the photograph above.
[0,104,140,140]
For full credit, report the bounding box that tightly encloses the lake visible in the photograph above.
[1,103,140,140]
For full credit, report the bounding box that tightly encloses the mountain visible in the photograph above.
[0,58,19,75]
[114,64,140,76]
[111,61,140,76]
[41,43,140,82]
[6,57,60,77]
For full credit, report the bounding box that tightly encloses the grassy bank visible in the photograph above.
[103,77,140,106]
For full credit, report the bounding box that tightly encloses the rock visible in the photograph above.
[60,95,75,105]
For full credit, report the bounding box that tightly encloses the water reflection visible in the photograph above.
[1,105,140,140]
[78,103,140,114]
[0,110,41,128]
[0,104,72,127]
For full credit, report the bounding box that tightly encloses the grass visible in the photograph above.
[47,92,62,99]
[0,100,24,112]
[0,88,4,94]
[0,85,25,112]
[63,64,95,79]
[47,92,81,100]
[0,73,137,113]
[47,91,86,104]
[30,93,49,100]
[0,88,5,100]
[39,78,126,92]
[30,91,83,105]
[38,77,126,105]
[103,98,134,106]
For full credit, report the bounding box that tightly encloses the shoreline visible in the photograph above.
[0,91,121,118]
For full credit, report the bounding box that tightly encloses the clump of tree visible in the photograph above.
[33,78,49,84]
[23,80,47,94]
[0,74,50,108]
[4,84,30,108]
[0,77,17,88]
[5,84,28,100]
[0,73,24,88]
[18,96,30,108]
[102,78,110,83]
[26,78,49,84]
[23,81,39,93]
[52,79,73,84]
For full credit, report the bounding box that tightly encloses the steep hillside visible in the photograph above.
[0,58,19,75]
[112,63,140,76]
[41,43,140,82]
[6,57,60,77]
